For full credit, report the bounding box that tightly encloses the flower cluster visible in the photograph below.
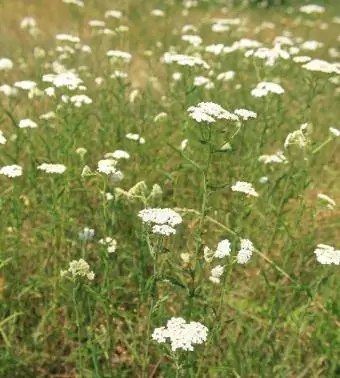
[61,259,95,280]
[99,237,117,253]
[152,317,208,351]
[231,181,259,197]
[138,208,182,236]
[188,102,239,123]
[314,244,339,265]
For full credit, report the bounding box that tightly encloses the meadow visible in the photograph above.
[0,0,339,377]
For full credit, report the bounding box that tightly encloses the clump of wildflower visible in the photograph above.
[302,59,340,74]
[299,4,325,14]
[99,237,117,253]
[125,133,145,144]
[18,119,38,129]
[234,108,257,121]
[251,82,285,97]
[62,0,84,6]
[231,181,259,197]
[209,265,225,284]
[214,239,231,258]
[78,227,95,241]
[60,258,95,280]
[106,150,130,160]
[188,102,238,123]
[14,80,37,91]
[152,317,208,351]
[284,123,310,149]
[37,163,67,174]
[0,84,18,97]
[314,244,340,265]
[152,224,176,236]
[97,159,118,175]
[107,50,132,63]
[0,165,23,177]
[0,58,13,71]
[138,208,182,227]
[42,71,83,90]
[162,52,210,69]
[236,239,254,264]
[258,150,287,164]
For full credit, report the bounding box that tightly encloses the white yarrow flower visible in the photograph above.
[209,265,225,284]
[231,181,259,197]
[152,317,208,351]
[19,119,38,129]
[152,224,177,236]
[214,239,231,258]
[314,244,340,265]
[61,258,95,280]
[38,163,67,174]
[0,165,23,177]
[138,208,182,227]
[236,239,254,264]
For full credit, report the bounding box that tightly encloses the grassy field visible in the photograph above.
[0,0,339,377]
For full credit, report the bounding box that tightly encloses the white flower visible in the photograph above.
[14,80,37,90]
[193,76,214,89]
[188,102,238,123]
[302,59,340,74]
[299,5,325,14]
[162,52,210,69]
[258,150,287,164]
[37,163,67,174]
[89,20,106,28]
[40,111,56,120]
[205,44,225,55]
[0,58,14,71]
[20,17,37,30]
[182,34,202,47]
[216,71,235,81]
[99,237,117,253]
[209,265,225,284]
[126,133,145,144]
[251,82,285,97]
[317,193,336,210]
[61,258,95,281]
[152,224,176,236]
[204,246,214,263]
[55,33,80,43]
[231,181,258,197]
[62,0,84,7]
[0,84,18,97]
[97,159,118,175]
[214,239,231,258]
[107,50,132,63]
[0,165,23,177]
[284,123,310,149]
[69,94,92,107]
[18,119,38,129]
[138,208,182,227]
[79,227,95,241]
[106,150,130,160]
[152,317,208,351]
[42,72,83,89]
[105,10,123,19]
[234,108,257,121]
[0,131,7,145]
[151,9,165,17]
[293,56,311,63]
[237,239,254,264]
[329,127,340,137]
[314,244,340,265]
[301,40,323,51]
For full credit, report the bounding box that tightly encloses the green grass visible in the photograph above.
[0,0,339,377]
